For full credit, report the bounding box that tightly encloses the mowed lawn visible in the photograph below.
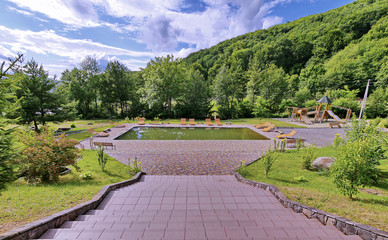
[242,146,388,231]
[0,150,134,234]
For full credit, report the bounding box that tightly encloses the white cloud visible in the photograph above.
[6,0,288,52]
[7,0,100,28]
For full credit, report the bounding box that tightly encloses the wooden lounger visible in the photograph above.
[88,129,109,137]
[205,118,213,126]
[215,118,222,126]
[262,124,276,132]
[138,117,145,125]
[189,118,196,126]
[254,122,271,129]
[329,122,341,128]
[180,118,187,125]
[276,130,297,139]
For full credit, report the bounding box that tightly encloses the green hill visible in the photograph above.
[184,0,387,96]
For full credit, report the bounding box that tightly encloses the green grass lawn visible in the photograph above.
[241,146,388,231]
[0,150,133,234]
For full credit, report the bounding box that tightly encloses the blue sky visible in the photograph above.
[0,0,355,77]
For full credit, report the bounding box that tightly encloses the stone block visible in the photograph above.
[302,208,312,218]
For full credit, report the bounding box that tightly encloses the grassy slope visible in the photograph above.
[0,150,133,234]
[242,146,388,231]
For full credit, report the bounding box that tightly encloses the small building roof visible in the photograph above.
[317,95,332,104]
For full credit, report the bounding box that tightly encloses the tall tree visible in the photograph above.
[0,54,23,190]
[175,68,212,118]
[142,55,184,117]
[100,60,133,117]
[16,59,56,132]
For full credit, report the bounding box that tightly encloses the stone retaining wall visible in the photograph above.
[0,172,145,240]
[234,173,388,240]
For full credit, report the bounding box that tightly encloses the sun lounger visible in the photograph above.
[189,118,196,126]
[276,130,296,139]
[109,121,125,128]
[180,118,187,125]
[206,118,213,126]
[138,117,145,125]
[254,122,271,129]
[215,118,222,126]
[88,128,109,137]
[262,124,275,132]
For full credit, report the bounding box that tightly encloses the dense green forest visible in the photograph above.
[4,0,388,127]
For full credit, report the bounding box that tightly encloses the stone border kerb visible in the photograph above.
[234,173,388,240]
[0,172,146,240]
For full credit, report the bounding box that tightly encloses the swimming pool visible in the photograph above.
[115,127,269,140]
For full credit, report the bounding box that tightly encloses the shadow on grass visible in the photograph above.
[353,197,388,206]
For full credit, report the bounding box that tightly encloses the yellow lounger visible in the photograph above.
[254,122,271,129]
[276,130,296,139]
[262,124,276,132]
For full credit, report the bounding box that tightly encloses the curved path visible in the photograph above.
[38,175,360,240]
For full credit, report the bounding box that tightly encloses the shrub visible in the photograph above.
[261,150,278,178]
[237,160,248,176]
[16,127,81,183]
[128,157,142,175]
[97,145,108,171]
[333,133,344,147]
[70,123,76,128]
[296,137,304,151]
[302,146,316,170]
[0,123,17,191]
[330,117,387,199]
[80,171,93,180]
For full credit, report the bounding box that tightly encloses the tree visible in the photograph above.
[247,63,289,113]
[175,68,212,118]
[142,55,184,117]
[0,54,23,191]
[213,65,242,119]
[100,60,135,117]
[16,59,57,132]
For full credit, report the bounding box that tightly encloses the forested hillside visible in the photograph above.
[6,0,387,124]
[181,0,387,118]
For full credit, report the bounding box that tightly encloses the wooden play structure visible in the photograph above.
[286,95,352,124]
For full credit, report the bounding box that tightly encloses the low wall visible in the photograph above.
[234,173,388,240]
[0,172,145,240]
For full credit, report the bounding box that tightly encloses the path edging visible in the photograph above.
[234,173,388,240]
[0,172,145,240]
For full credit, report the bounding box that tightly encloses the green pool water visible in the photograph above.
[115,127,269,140]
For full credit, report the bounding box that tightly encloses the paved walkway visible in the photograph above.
[38,175,360,240]
[80,124,275,175]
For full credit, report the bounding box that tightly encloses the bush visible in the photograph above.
[80,171,93,180]
[0,123,17,191]
[128,157,142,175]
[302,146,316,170]
[261,150,278,178]
[330,117,386,199]
[70,123,76,128]
[16,127,81,183]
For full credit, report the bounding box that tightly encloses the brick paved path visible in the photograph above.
[80,124,275,175]
[38,175,360,240]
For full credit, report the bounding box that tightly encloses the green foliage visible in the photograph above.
[302,146,316,170]
[16,59,57,132]
[294,87,312,107]
[96,145,108,171]
[273,139,286,152]
[142,55,184,118]
[261,150,278,178]
[237,160,248,176]
[296,137,304,151]
[365,86,388,118]
[70,123,76,128]
[333,133,344,147]
[128,157,142,175]
[331,117,387,199]
[0,55,23,191]
[16,127,81,183]
[79,171,93,180]
[294,175,308,183]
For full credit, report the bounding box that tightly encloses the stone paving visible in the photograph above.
[80,124,276,175]
[38,175,360,240]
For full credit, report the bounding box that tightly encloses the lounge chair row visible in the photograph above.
[181,118,223,126]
